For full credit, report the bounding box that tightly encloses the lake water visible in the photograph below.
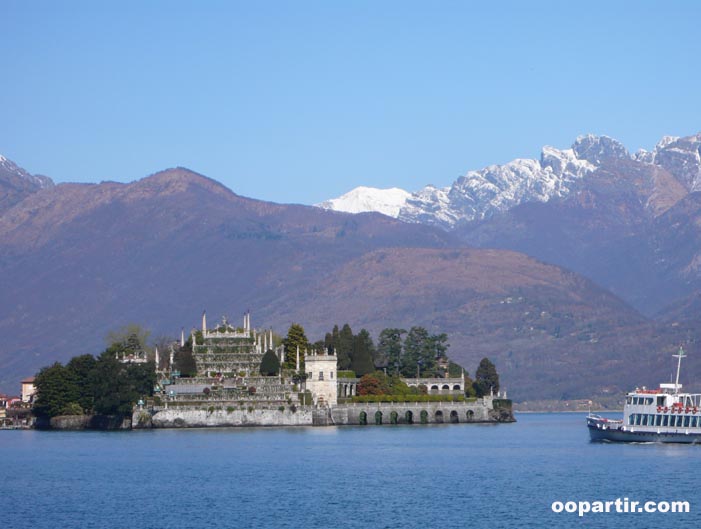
[3,413,700,528]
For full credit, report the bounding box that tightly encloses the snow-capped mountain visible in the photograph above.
[316,186,411,217]
[317,133,701,229]
[0,154,53,190]
[0,153,54,214]
[635,134,701,191]
[399,135,627,228]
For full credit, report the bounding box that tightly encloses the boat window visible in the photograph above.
[627,397,632,405]
[693,416,699,428]
[647,398,653,405]
[656,415,662,426]
[663,415,669,427]
[684,416,690,427]
[657,396,665,406]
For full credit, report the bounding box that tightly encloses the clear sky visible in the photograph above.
[2,1,700,205]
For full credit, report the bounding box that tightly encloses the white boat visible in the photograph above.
[587,347,701,443]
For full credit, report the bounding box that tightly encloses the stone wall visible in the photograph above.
[331,400,512,425]
[149,407,314,428]
[35,414,132,430]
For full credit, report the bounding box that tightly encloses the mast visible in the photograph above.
[673,345,686,394]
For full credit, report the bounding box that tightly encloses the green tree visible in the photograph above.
[66,354,97,413]
[337,323,354,370]
[474,357,500,397]
[351,329,375,376]
[33,362,80,418]
[91,351,155,416]
[324,324,340,354]
[447,361,465,378]
[401,326,434,377]
[283,323,309,370]
[375,328,405,373]
[260,350,281,376]
[174,346,197,377]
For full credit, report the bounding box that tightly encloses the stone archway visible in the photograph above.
[405,410,414,424]
[453,384,461,391]
[390,411,398,424]
[375,411,383,425]
[420,410,429,424]
[435,410,444,423]
[466,410,474,421]
[359,411,367,425]
[442,384,450,390]
[450,410,459,423]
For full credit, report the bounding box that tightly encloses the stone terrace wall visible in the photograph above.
[149,408,313,428]
[332,401,501,425]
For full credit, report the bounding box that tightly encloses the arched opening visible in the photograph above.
[453,384,461,391]
[450,410,459,423]
[420,410,429,424]
[375,411,383,425]
[435,410,444,423]
[466,410,474,421]
[442,384,450,390]
[390,411,398,424]
[359,411,367,425]
[430,385,439,392]
[405,410,414,424]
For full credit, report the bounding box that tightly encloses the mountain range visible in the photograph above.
[2,133,701,404]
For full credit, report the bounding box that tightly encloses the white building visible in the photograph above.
[305,351,338,407]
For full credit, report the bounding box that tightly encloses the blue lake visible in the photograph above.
[3,413,700,528]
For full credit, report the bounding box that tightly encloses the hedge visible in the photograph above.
[351,395,476,403]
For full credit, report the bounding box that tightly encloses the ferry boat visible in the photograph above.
[587,347,701,443]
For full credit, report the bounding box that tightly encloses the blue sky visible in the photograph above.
[2,1,700,204]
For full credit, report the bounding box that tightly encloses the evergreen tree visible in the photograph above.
[375,328,405,373]
[33,362,80,418]
[428,333,449,363]
[324,324,341,355]
[474,357,500,397]
[66,354,97,413]
[337,323,354,370]
[401,326,434,377]
[174,347,197,377]
[260,350,281,376]
[283,323,309,369]
[91,351,155,416]
[351,329,376,377]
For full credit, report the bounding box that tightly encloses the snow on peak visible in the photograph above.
[315,132,701,229]
[316,186,411,217]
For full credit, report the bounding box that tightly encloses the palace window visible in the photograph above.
[319,372,324,381]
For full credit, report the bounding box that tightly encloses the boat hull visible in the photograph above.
[588,425,701,444]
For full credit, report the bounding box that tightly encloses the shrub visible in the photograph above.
[278,406,285,412]
[61,402,84,416]
[350,394,466,403]
[226,406,235,413]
